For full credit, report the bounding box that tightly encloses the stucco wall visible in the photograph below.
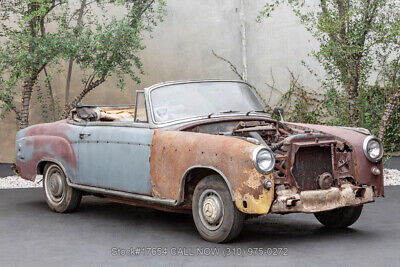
[0,0,321,163]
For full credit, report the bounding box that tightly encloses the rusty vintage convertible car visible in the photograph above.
[14,80,384,243]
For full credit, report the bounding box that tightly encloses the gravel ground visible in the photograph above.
[383,169,400,186]
[0,175,43,189]
[1,170,399,189]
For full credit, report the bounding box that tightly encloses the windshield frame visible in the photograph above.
[145,80,266,126]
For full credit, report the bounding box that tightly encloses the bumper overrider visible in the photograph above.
[270,183,374,214]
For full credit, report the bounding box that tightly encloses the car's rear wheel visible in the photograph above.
[192,175,244,243]
[43,163,82,213]
[314,205,363,228]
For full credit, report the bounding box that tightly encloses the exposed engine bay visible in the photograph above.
[180,118,377,213]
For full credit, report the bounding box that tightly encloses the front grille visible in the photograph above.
[292,146,333,190]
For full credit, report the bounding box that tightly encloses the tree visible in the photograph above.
[259,0,400,127]
[0,0,166,129]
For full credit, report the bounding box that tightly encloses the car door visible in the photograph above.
[76,92,153,195]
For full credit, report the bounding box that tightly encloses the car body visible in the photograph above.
[14,80,384,243]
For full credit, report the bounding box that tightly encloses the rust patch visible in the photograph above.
[287,123,384,197]
[150,129,275,214]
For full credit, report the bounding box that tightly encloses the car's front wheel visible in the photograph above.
[314,205,363,228]
[192,175,244,243]
[43,163,82,213]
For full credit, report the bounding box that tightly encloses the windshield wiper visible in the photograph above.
[207,110,241,118]
[245,110,268,116]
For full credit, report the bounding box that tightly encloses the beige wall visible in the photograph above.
[0,0,321,163]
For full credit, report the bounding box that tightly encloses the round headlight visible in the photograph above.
[252,146,275,174]
[363,136,383,162]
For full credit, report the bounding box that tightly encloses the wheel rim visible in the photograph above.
[198,189,224,231]
[45,165,66,205]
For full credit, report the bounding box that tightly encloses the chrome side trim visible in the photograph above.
[39,159,178,206]
[67,180,177,206]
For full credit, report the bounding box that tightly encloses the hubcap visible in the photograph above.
[49,173,63,197]
[202,195,222,224]
[45,166,66,204]
[198,189,224,231]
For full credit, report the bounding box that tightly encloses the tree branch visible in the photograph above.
[0,95,21,120]
[212,50,244,81]
[65,0,87,106]
[62,76,106,118]
[43,66,57,121]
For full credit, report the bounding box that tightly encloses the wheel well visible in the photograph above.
[182,167,233,204]
[37,161,48,175]
[37,160,59,175]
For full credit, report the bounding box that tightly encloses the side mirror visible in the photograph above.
[273,107,284,121]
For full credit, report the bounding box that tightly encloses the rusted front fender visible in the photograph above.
[150,130,274,214]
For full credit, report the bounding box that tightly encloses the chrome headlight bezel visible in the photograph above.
[363,136,384,162]
[252,146,275,174]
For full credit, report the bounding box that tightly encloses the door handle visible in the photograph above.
[79,133,91,139]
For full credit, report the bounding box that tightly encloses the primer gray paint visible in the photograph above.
[76,125,154,195]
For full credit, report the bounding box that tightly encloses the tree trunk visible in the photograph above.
[43,67,57,121]
[346,68,360,126]
[65,0,87,106]
[19,76,37,129]
[62,76,105,118]
[347,87,358,126]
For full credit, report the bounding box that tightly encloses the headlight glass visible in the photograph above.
[367,140,381,159]
[253,147,275,174]
[363,136,383,162]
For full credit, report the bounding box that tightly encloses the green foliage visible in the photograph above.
[0,0,166,126]
[275,71,325,124]
[259,0,400,151]
[276,76,400,152]
[384,104,400,152]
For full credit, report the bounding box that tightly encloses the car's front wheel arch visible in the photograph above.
[179,166,235,205]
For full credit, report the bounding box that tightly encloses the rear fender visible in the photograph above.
[15,135,77,181]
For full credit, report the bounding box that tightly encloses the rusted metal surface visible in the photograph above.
[292,146,333,190]
[286,123,384,197]
[270,183,374,214]
[149,129,275,214]
[166,116,384,213]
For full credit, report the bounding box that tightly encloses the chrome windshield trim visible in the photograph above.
[145,80,264,126]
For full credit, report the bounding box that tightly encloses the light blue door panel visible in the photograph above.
[77,125,154,195]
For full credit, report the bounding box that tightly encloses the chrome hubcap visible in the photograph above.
[198,189,224,231]
[49,173,63,197]
[202,195,222,224]
[45,166,66,204]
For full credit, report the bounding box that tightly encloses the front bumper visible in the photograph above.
[270,184,374,214]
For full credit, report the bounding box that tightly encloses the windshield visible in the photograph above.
[150,81,264,123]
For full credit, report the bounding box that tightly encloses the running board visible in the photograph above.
[67,181,177,206]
